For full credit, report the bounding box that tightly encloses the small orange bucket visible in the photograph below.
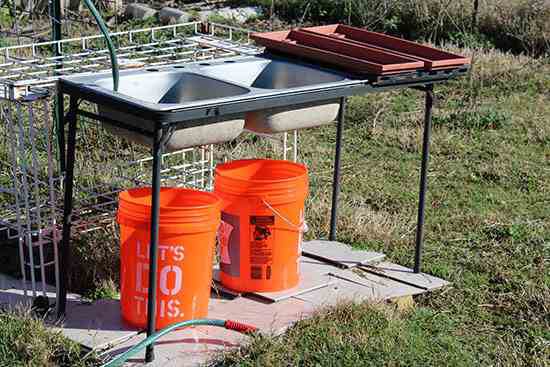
[214,159,308,292]
[117,187,220,330]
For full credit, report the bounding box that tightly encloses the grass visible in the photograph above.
[218,303,482,366]
[0,309,100,367]
[240,0,550,56]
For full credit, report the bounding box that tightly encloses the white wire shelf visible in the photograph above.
[0,22,262,101]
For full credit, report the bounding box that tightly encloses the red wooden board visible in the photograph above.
[302,24,471,70]
[251,29,425,75]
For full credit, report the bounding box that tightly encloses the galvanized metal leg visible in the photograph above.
[51,0,62,46]
[145,129,164,362]
[55,93,65,172]
[52,0,64,172]
[57,97,78,318]
[329,97,346,241]
[414,85,434,274]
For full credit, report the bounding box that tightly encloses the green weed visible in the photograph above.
[0,310,100,366]
[433,109,509,130]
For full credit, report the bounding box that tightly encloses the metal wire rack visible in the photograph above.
[0,97,60,298]
[0,21,259,100]
[0,21,300,302]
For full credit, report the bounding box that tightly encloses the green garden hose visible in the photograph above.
[102,318,257,367]
[82,0,119,91]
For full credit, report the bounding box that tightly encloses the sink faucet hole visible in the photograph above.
[173,65,186,69]
[146,68,160,72]
[199,63,211,66]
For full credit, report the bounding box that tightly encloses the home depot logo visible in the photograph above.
[132,240,185,318]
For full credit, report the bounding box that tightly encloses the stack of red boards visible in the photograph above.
[251,24,470,75]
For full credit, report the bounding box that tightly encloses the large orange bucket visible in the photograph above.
[214,159,308,292]
[117,187,220,330]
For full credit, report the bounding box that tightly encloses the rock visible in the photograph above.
[159,7,191,25]
[197,9,214,22]
[198,6,262,23]
[19,0,111,15]
[105,0,124,14]
[217,6,262,23]
[125,3,157,20]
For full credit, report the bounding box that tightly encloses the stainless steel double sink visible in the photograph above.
[62,55,360,151]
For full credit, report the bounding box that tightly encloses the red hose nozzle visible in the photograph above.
[224,320,258,334]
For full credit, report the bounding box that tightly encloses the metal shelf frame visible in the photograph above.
[58,54,466,361]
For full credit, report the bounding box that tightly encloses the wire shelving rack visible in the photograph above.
[0,20,299,303]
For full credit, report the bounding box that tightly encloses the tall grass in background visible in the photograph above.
[235,0,550,56]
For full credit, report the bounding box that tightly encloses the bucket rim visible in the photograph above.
[119,187,221,211]
[215,159,307,184]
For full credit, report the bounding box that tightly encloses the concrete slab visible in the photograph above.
[53,294,244,353]
[294,271,424,306]
[191,323,249,347]
[205,296,316,335]
[103,297,316,366]
[301,240,385,268]
[0,273,80,308]
[50,260,447,357]
[300,256,338,275]
[86,292,315,361]
[103,327,234,367]
[248,273,335,303]
[1,240,450,366]
[213,257,337,302]
[329,267,391,288]
[368,262,450,290]
[55,299,140,351]
[0,273,137,351]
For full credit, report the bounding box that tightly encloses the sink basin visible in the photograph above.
[253,60,345,89]
[159,73,249,103]
[60,55,362,148]
[200,59,343,133]
[200,59,345,89]
[96,71,248,151]
[95,71,249,103]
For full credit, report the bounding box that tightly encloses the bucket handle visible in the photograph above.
[260,198,307,232]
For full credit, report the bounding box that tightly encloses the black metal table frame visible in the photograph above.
[56,67,459,361]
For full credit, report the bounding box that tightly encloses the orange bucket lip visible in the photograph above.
[119,187,221,211]
[118,187,221,228]
[215,159,308,184]
[214,159,308,205]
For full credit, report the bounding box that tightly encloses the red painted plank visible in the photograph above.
[302,24,471,70]
[291,30,424,72]
[251,29,424,75]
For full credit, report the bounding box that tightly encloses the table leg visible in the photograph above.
[56,97,78,318]
[329,97,347,241]
[414,85,434,273]
[145,129,164,362]
[55,92,65,172]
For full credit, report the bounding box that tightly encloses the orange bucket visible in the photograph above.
[117,187,220,330]
[214,159,308,292]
